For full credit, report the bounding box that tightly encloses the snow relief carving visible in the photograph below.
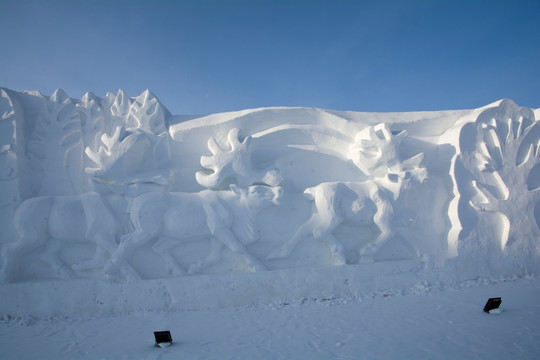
[26,89,84,196]
[196,128,281,189]
[0,88,538,283]
[453,99,540,271]
[268,124,426,265]
[1,193,126,283]
[105,185,281,281]
[85,126,172,196]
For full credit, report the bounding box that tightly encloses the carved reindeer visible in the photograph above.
[349,124,427,198]
[85,126,171,196]
[268,124,427,264]
[196,128,281,189]
[349,123,404,179]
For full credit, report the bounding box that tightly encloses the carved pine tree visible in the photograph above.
[99,89,132,136]
[126,89,169,135]
[0,88,19,204]
[76,92,106,192]
[26,89,83,196]
[77,91,105,149]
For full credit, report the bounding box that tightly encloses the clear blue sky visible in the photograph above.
[1,0,539,115]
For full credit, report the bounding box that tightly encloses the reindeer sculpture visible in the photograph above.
[0,192,127,282]
[105,184,282,281]
[85,126,172,196]
[268,124,427,264]
[196,128,281,189]
[0,124,173,282]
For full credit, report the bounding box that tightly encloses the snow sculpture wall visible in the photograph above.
[450,100,540,276]
[0,88,538,283]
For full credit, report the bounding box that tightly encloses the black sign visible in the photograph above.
[483,297,502,313]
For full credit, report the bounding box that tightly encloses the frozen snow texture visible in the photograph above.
[0,89,538,295]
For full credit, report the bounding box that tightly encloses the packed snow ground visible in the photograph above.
[1,276,539,360]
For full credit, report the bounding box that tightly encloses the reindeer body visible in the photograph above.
[106,185,281,281]
[1,193,125,282]
[267,181,393,264]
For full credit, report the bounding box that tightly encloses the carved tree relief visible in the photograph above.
[26,89,83,196]
[457,99,540,260]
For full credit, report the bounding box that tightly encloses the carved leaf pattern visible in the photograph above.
[460,100,540,250]
[27,89,83,196]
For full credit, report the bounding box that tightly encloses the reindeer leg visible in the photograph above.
[72,233,117,272]
[359,193,393,263]
[188,238,223,274]
[311,215,346,266]
[214,227,265,272]
[318,233,346,266]
[1,234,47,283]
[105,230,149,282]
[72,247,106,272]
[153,237,185,276]
[104,255,141,282]
[0,243,18,283]
[267,217,315,260]
[41,239,73,279]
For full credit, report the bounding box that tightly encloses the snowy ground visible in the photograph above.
[1,275,539,360]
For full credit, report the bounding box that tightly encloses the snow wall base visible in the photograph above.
[0,260,438,318]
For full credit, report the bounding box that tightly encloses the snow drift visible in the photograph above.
[0,88,538,317]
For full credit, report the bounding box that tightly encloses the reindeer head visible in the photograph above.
[349,124,404,178]
[383,153,427,199]
[349,124,427,199]
[85,126,168,194]
[196,128,281,189]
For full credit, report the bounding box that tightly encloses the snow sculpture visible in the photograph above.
[196,128,281,189]
[2,87,539,286]
[349,123,404,179]
[0,89,18,193]
[0,89,174,282]
[0,90,20,247]
[85,126,171,196]
[454,99,540,270]
[348,124,426,197]
[77,92,106,155]
[105,185,281,281]
[26,89,84,196]
[105,89,131,133]
[268,181,393,264]
[125,89,169,135]
[269,124,426,264]
[76,92,109,192]
[99,89,169,136]
[84,90,171,196]
[0,192,126,282]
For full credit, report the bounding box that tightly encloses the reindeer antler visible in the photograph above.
[196,128,253,188]
[84,126,126,176]
[349,124,426,198]
[349,124,405,178]
[227,128,248,150]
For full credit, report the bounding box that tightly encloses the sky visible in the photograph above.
[0,0,539,115]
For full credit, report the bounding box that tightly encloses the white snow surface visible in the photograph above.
[1,276,539,359]
[1,88,539,359]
